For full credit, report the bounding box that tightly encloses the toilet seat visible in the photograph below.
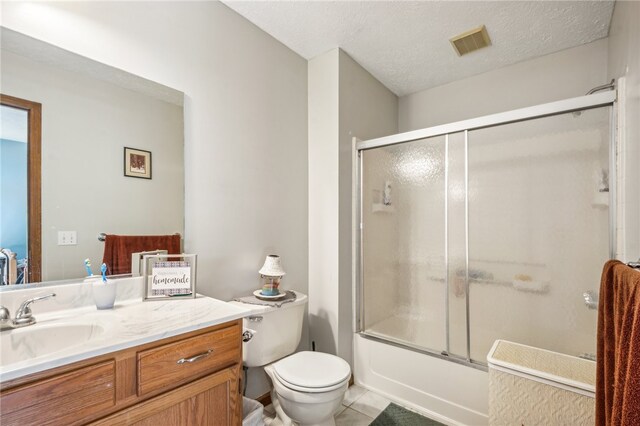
[272,351,351,393]
[274,372,350,393]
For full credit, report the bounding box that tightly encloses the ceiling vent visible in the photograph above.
[450,25,491,56]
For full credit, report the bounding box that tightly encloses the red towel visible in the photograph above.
[101,234,181,275]
[596,260,640,426]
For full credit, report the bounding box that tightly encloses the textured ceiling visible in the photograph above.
[222,1,614,96]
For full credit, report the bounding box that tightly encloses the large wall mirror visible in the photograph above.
[0,28,185,289]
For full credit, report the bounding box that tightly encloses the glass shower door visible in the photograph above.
[466,107,611,363]
[358,100,613,367]
[361,135,447,353]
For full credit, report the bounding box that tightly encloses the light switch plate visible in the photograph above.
[57,231,77,246]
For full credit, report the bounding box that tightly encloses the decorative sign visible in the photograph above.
[143,254,197,301]
[152,262,191,295]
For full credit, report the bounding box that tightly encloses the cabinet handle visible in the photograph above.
[176,349,213,364]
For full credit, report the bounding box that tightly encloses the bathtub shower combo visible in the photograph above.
[354,90,617,422]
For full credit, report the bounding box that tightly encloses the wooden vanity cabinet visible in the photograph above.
[0,320,243,426]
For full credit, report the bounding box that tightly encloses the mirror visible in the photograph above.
[0,28,185,289]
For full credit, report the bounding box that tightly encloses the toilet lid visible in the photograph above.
[273,351,351,390]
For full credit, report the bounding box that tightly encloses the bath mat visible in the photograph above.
[370,403,446,426]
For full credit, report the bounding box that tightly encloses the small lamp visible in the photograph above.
[259,255,286,296]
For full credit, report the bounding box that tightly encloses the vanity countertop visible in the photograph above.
[0,282,250,383]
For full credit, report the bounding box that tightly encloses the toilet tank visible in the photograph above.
[239,292,308,367]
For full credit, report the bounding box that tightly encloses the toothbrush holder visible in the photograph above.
[92,279,117,309]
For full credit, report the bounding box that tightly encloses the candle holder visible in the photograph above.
[259,255,286,296]
[261,275,282,296]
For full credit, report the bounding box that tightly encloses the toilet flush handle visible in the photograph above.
[248,316,263,322]
[242,328,257,342]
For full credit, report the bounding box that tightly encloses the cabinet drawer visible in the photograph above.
[137,323,240,396]
[0,360,115,426]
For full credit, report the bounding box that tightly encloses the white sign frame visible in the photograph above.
[143,253,197,301]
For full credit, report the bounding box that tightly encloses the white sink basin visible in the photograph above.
[0,323,105,366]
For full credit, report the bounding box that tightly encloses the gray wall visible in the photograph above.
[308,48,340,356]
[338,50,398,364]
[308,48,398,365]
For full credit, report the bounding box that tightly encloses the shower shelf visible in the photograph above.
[469,277,511,287]
[424,276,550,294]
[512,279,549,293]
[372,203,394,213]
[473,278,550,294]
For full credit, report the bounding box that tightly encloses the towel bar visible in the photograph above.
[98,232,180,242]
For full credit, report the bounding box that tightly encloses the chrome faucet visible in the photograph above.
[0,293,56,330]
[0,306,12,331]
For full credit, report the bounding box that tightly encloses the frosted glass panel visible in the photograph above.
[362,136,446,352]
[467,107,610,363]
[446,132,467,358]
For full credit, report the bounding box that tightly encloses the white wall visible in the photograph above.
[608,0,640,262]
[308,48,397,363]
[1,48,184,281]
[1,1,308,400]
[399,39,609,131]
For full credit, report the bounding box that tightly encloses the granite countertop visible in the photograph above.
[0,278,250,383]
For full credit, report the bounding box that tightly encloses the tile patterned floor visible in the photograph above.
[261,384,393,425]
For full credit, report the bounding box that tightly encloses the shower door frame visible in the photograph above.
[355,90,617,370]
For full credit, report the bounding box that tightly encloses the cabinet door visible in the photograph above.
[0,361,116,426]
[92,366,241,426]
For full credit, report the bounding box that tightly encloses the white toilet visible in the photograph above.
[237,292,351,426]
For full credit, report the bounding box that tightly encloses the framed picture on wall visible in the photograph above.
[124,147,152,179]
